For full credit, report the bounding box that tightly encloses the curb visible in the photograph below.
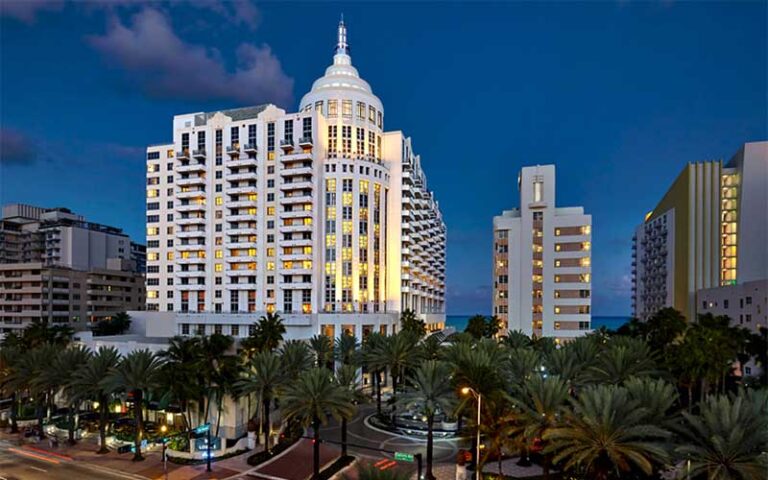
[362,415,462,443]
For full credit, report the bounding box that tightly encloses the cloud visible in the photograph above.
[88,7,293,107]
[0,128,38,165]
[0,0,65,23]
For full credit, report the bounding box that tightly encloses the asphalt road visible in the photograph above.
[322,404,468,470]
[0,441,137,480]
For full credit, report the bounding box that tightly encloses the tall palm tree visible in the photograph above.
[585,337,660,384]
[7,344,62,437]
[510,375,569,477]
[375,332,421,407]
[103,349,165,461]
[397,360,455,480]
[281,368,355,479]
[400,309,426,337]
[675,391,768,480]
[0,345,21,433]
[544,384,671,480]
[197,334,234,422]
[334,334,360,366]
[361,333,388,415]
[256,312,287,353]
[419,332,445,361]
[236,351,284,449]
[51,345,93,444]
[335,364,363,457]
[278,340,314,383]
[309,334,334,369]
[157,337,202,429]
[72,346,121,453]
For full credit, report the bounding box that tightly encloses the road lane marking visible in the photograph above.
[29,466,48,473]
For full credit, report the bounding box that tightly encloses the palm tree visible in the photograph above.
[334,334,360,366]
[585,337,660,384]
[505,347,542,389]
[501,330,532,349]
[361,333,388,415]
[103,349,165,461]
[278,340,314,383]
[376,332,421,408]
[72,346,121,453]
[0,345,21,433]
[335,364,363,457]
[397,360,455,480]
[236,351,284,449]
[281,368,355,479]
[510,375,569,477]
[400,309,426,337]
[544,384,671,480]
[309,334,334,369]
[675,391,768,480]
[157,337,202,429]
[197,334,234,423]
[7,344,62,437]
[51,345,93,444]
[242,312,286,352]
[419,332,445,361]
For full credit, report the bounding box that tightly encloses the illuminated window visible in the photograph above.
[215,196,223,206]
[267,261,275,270]
[328,100,338,116]
[582,242,591,251]
[147,227,159,236]
[302,260,312,270]
[215,264,223,272]
[580,257,591,267]
[147,291,158,299]
[267,207,275,216]
[215,250,223,258]
[533,180,543,203]
[167,252,174,260]
[147,252,159,261]
[248,248,257,256]
[582,225,591,235]
[147,189,159,198]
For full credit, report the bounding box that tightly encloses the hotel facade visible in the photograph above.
[631,141,768,323]
[141,21,446,340]
[492,165,592,341]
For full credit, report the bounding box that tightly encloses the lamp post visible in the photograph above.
[461,387,481,480]
[160,425,168,480]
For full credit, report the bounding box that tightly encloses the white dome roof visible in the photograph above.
[299,20,383,113]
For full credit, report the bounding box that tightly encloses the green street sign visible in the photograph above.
[394,452,414,462]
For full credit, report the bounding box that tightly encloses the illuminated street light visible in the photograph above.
[461,386,481,480]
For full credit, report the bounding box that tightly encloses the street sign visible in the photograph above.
[195,423,210,433]
[394,452,414,462]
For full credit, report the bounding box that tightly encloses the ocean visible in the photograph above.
[445,315,630,332]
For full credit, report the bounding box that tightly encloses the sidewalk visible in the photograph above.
[0,429,256,480]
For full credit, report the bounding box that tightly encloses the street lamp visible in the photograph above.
[461,387,481,480]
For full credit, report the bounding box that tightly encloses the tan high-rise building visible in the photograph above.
[631,141,768,322]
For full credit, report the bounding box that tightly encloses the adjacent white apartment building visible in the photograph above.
[141,21,446,340]
[493,165,592,341]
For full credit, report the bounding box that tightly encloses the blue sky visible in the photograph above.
[1,1,766,315]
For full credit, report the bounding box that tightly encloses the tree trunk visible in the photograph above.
[375,371,382,415]
[312,417,321,479]
[67,403,76,445]
[9,393,18,434]
[263,397,271,451]
[426,414,435,480]
[543,453,551,479]
[98,395,109,454]
[36,396,45,439]
[133,389,144,461]
[215,398,223,438]
[687,384,693,412]
[341,417,349,457]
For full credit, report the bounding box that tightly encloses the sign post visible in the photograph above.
[415,453,423,479]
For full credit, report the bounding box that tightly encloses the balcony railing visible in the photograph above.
[193,149,206,159]
[280,139,295,151]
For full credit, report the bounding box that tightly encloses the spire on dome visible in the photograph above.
[335,15,349,55]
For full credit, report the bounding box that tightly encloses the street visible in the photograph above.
[0,441,140,480]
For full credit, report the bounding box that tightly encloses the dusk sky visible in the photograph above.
[1,1,766,315]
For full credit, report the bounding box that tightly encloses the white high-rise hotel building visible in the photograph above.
[493,165,592,341]
[143,21,446,339]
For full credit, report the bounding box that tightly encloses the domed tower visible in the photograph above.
[299,18,384,133]
[302,19,392,324]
